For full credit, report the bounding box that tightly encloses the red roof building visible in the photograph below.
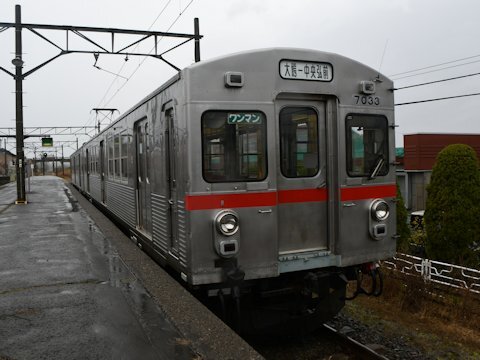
[404,134,480,171]
[398,134,480,211]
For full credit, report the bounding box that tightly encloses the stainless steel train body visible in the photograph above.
[71,48,397,322]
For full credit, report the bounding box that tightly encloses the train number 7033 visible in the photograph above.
[354,95,380,106]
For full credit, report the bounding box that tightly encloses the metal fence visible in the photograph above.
[382,253,480,294]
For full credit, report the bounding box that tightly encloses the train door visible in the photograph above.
[164,108,179,256]
[86,148,90,193]
[135,119,152,237]
[100,140,106,203]
[276,101,328,254]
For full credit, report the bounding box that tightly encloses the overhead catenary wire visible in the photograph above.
[391,59,480,81]
[95,0,173,106]
[394,71,480,90]
[378,39,389,73]
[395,92,480,106]
[93,65,129,80]
[392,62,480,106]
[83,0,174,128]
[102,0,195,108]
[84,0,195,130]
[389,53,480,78]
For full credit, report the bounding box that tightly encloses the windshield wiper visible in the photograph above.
[369,156,385,180]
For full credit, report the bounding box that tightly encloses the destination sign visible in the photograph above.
[227,113,262,124]
[279,60,333,81]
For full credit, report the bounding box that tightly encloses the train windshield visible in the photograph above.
[202,111,267,182]
[346,114,389,178]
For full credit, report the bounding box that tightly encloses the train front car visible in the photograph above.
[184,48,396,330]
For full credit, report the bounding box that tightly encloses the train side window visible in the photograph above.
[90,148,95,174]
[120,131,128,180]
[72,157,76,181]
[114,134,121,178]
[108,135,114,178]
[201,111,267,182]
[346,114,389,177]
[92,146,95,174]
[145,123,150,181]
[280,107,319,178]
[94,146,98,174]
[90,147,94,174]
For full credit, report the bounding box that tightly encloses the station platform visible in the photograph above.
[0,176,261,360]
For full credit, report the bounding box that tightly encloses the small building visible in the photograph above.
[397,133,480,211]
[0,148,16,177]
[0,148,16,185]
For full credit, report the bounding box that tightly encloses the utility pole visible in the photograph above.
[13,5,26,204]
[42,154,45,176]
[54,148,57,175]
[194,18,200,62]
[33,147,36,175]
[3,138,7,175]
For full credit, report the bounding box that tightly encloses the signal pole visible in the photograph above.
[3,138,7,175]
[13,5,26,204]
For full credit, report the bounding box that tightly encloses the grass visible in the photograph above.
[346,268,480,358]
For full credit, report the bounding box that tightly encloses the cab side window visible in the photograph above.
[346,114,389,177]
[202,111,267,182]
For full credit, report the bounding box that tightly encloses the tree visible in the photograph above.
[425,144,480,268]
[396,184,411,253]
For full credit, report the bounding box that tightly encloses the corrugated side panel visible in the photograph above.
[105,181,136,228]
[89,175,101,201]
[151,193,169,254]
[177,200,188,268]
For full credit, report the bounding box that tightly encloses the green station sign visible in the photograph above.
[42,137,53,147]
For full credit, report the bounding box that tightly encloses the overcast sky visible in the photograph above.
[1,0,480,157]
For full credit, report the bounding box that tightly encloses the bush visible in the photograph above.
[409,224,427,258]
[425,144,480,268]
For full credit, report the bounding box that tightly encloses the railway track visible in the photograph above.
[249,320,392,360]
[322,324,389,360]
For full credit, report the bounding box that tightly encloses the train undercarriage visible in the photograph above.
[199,260,384,334]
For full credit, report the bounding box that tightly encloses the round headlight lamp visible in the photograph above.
[215,211,239,236]
[371,199,390,221]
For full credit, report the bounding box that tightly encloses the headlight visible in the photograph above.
[371,199,390,221]
[215,211,239,236]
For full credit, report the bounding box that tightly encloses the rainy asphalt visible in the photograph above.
[0,176,261,360]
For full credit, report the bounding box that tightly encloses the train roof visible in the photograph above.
[189,47,387,76]
[76,47,392,151]
[183,47,393,106]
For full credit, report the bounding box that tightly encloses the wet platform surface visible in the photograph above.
[0,176,261,359]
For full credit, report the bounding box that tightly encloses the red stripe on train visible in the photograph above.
[185,192,277,211]
[185,189,326,210]
[278,188,328,203]
[185,184,396,210]
[340,184,396,201]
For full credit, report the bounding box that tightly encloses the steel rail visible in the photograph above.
[323,324,390,360]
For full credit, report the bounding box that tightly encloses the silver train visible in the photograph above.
[71,48,396,328]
